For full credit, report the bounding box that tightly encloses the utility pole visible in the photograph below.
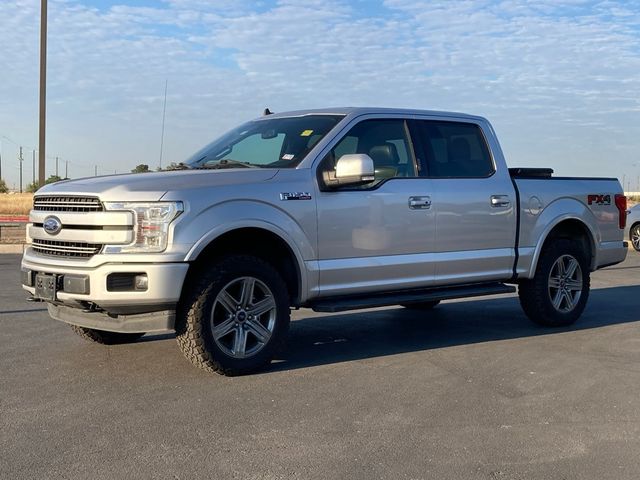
[94,165,97,176]
[65,160,68,179]
[38,0,48,187]
[18,147,24,193]
[32,150,36,184]
[159,79,168,170]
[55,156,58,177]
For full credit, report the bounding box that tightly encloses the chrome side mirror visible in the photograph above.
[323,154,375,189]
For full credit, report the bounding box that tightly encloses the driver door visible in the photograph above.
[315,118,436,296]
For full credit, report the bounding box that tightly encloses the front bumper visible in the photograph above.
[21,254,189,314]
[47,303,174,333]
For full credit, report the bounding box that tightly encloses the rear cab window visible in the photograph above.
[412,120,494,178]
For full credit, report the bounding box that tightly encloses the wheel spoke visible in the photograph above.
[565,279,582,291]
[548,277,562,288]
[563,290,575,310]
[232,326,248,356]
[555,258,566,277]
[245,319,272,343]
[239,278,255,308]
[217,290,237,314]
[552,288,563,309]
[249,296,276,317]
[212,317,236,340]
[564,258,579,279]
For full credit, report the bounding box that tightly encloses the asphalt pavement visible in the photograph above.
[1,253,640,479]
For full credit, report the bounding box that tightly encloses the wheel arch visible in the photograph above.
[183,225,305,306]
[527,217,596,278]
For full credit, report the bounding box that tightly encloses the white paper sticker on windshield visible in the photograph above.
[282,154,295,160]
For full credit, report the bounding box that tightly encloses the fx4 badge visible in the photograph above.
[587,194,611,206]
[280,192,312,201]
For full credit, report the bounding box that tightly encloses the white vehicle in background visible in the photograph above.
[20,107,629,375]
[625,203,640,251]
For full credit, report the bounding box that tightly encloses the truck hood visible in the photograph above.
[35,169,279,202]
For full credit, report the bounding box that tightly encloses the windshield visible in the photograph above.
[184,114,344,169]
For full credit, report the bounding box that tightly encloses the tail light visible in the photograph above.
[615,194,627,229]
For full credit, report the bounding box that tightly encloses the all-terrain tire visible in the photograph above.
[70,325,145,344]
[401,300,441,310]
[175,255,290,376]
[518,238,590,327]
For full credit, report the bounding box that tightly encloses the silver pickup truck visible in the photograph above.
[21,107,628,375]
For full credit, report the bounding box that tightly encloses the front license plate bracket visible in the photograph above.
[35,273,57,301]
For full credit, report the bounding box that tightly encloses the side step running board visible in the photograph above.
[309,282,516,313]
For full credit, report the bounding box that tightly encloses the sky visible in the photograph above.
[0,0,639,190]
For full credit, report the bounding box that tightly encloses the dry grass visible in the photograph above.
[0,193,33,215]
[626,195,640,206]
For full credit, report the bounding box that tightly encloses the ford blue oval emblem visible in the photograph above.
[43,216,62,235]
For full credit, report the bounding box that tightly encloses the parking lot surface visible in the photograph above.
[1,253,640,479]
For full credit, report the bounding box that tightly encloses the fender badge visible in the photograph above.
[280,192,312,201]
[587,194,611,206]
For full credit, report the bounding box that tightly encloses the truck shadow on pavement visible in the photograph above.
[264,284,640,373]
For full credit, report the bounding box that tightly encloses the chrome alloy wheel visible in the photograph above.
[631,225,640,251]
[547,254,583,313]
[210,276,277,359]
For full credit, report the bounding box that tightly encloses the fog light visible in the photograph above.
[134,274,148,291]
[107,272,148,292]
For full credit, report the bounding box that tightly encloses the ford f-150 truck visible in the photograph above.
[21,107,628,375]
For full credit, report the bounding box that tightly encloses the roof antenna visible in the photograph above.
[263,108,273,116]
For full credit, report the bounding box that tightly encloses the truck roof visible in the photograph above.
[259,107,487,123]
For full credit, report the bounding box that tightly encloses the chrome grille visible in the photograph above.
[32,239,102,258]
[34,196,103,212]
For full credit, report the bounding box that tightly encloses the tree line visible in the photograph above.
[0,163,184,193]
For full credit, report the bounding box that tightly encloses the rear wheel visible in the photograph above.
[70,325,144,344]
[175,255,290,376]
[518,238,590,327]
[630,223,640,251]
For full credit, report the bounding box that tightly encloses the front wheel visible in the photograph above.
[518,238,590,327]
[630,223,640,251]
[175,255,290,376]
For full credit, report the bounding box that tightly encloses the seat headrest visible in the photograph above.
[368,143,400,167]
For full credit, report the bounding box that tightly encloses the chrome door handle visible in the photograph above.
[491,195,510,207]
[409,196,431,210]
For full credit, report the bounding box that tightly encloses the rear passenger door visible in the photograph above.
[410,119,516,285]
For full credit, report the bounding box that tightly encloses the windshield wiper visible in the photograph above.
[195,159,259,169]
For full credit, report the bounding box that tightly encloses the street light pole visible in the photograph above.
[38,0,47,187]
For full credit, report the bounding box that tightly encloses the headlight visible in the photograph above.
[103,201,183,253]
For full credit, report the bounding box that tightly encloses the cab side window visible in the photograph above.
[414,121,494,178]
[326,119,417,184]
